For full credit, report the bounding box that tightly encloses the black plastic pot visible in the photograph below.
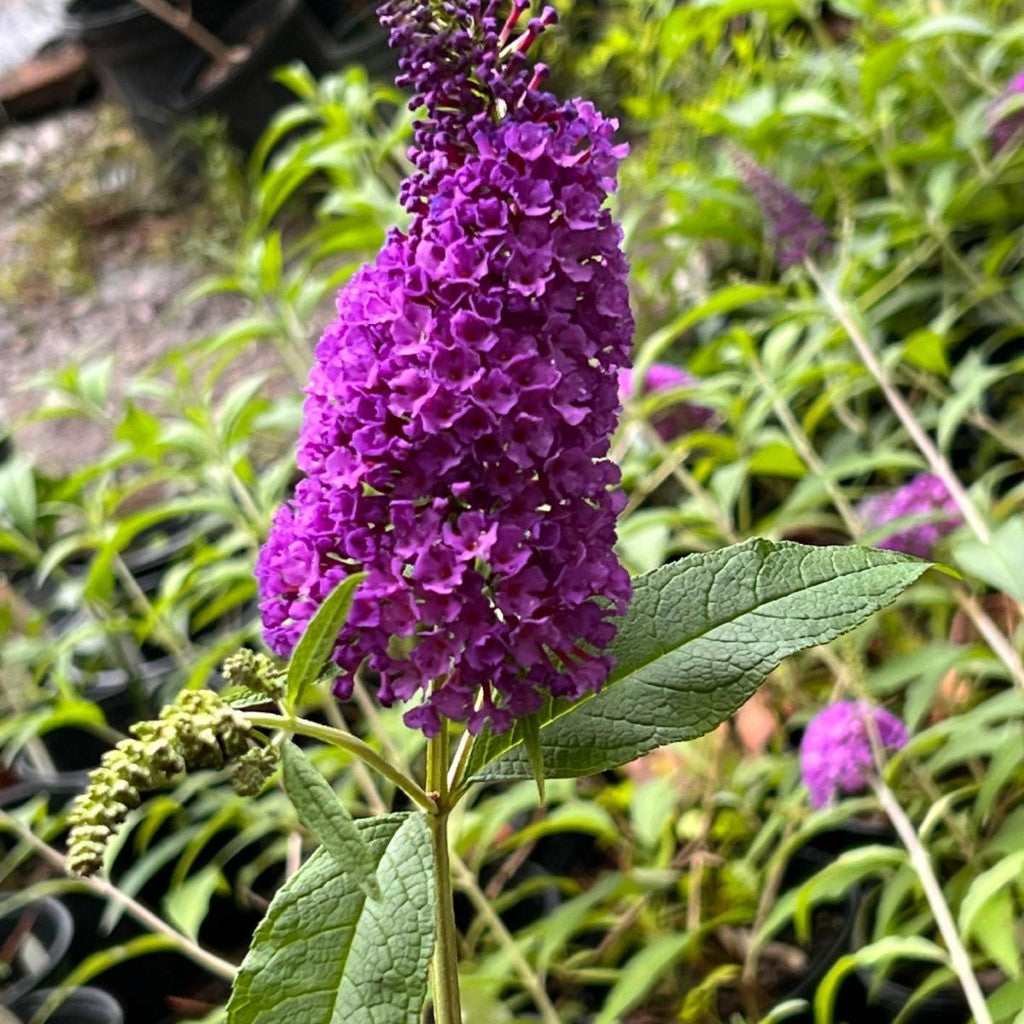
[65,0,236,144]
[863,976,972,1024]
[10,986,123,1024]
[0,898,75,1007]
[174,0,335,152]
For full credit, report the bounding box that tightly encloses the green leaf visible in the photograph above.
[902,330,950,377]
[226,813,434,1024]
[0,455,37,535]
[958,850,1024,977]
[285,573,366,708]
[902,13,992,40]
[468,541,928,781]
[281,743,380,900]
[969,892,1021,980]
[594,933,692,1024]
[519,713,545,803]
[951,518,1024,602]
[163,865,225,941]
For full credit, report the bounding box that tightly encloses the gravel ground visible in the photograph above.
[0,99,259,474]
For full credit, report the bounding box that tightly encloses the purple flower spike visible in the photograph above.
[858,473,963,558]
[800,701,909,808]
[618,363,715,439]
[989,72,1024,154]
[255,0,634,736]
[728,146,832,269]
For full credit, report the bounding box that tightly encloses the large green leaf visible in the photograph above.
[468,541,927,781]
[226,813,434,1024]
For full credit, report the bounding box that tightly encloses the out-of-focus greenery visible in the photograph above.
[2,1,1023,1021]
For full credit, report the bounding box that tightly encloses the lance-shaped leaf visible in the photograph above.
[226,813,434,1024]
[285,572,366,708]
[281,742,380,900]
[468,541,928,781]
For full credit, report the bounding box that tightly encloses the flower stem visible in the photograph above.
[427,728,463,1024]
[0,811,237,981]
[244,711,435,812]
[872,780,994,1024]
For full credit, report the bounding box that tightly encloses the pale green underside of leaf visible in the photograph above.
[226,813,434,1024]
[469,540,927,781]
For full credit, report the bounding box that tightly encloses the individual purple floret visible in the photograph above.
[858,473,963,558]
[618,363,715,439]
[728,145,832,269]
[256,0,634,736]
[800,701,909,808]
[989,72,1024,154]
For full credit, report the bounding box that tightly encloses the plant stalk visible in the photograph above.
[872,780,994,1024]
[0,811,237,981]
[131,0,244,67]
[244,711,435,812]
[427,728,463,1024]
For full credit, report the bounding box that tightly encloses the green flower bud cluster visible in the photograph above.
[66,690,262,877]
[221,648,286,702]
[232,746,281,797]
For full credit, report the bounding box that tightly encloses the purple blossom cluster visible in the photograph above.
[618,363,715,439]
[858,473,963,558]
[728,145,832,269]
[800,701,909,808]
[989,72,1024,154]
[256,0,634,736]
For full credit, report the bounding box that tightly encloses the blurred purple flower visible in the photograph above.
[989,72,1024,154]
[618,363,715,439]
[728,146,831,269]
[800,701,909,808]
[255,0,633,736]
[858,473,963,558]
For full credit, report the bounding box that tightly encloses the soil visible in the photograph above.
[0,98,271,475]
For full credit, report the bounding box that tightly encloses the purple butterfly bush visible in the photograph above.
[728,145,832,269]
[858,473,963,558]
[989,72,1024,154]
[618,363,716,439]
[800,701,909,808]
[255,0,634,736]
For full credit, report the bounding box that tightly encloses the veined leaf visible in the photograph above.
[227,814,434,1024]
[467,541,927,781]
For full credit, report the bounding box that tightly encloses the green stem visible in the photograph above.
[872,781,994,1024]
[244,711,435,812]
[427,728,463,1024]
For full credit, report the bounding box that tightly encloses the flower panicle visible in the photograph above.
[858,472,963,558]
[66,691,271,877]
[800,700,909,808]
[728,143,832,269]
[255,0,634,737]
